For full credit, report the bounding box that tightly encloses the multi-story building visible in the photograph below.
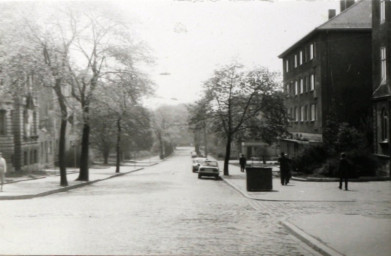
[279,0,372,157]
[0,78,40,172]
[372,0,391,176]
[0,73,78,172]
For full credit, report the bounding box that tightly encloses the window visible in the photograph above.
[294,54,298,68]
[33,112,37,135]
[381,108,388,141]
[311,104,316,121]
[300,106,305,122]
[24,151,28,165]
[295,107,299,122]
[299,51,303,65]
[381,47,387,82]
[0,110,6,135]
[295,81,298,95]
[380,0,386,24]
[285,59,289,72]
[310,43,314,60]
[299,79,303,94]
[310,74,315,91]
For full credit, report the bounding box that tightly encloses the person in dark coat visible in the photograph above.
[278,152,290,185]
[338,153,350,190]
[239,154,247,172]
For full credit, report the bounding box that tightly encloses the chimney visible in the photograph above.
[340,0,355,12]
[328,9,336,19]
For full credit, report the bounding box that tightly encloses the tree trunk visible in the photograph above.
[77,107,90,181]
[158,132,164,159]
[54,80,68,187]
[223,134,232,176]
[103,151,109,164]
[115,118,121,173]
[203,125,208,157]
[58,118,68,186]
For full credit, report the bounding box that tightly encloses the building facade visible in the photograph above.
[0,74,77,172]
[372,0,391,176]
[0,84,40,172]
[279,0,372,157]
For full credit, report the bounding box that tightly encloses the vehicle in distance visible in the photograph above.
[198,160,220,180]
[192,157,207,172]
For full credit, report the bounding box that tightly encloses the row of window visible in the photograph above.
[285,43,315,73]
[287,104,317,122]
[285,74,315,96]
[24,150,38,165]
[0,109,38,137]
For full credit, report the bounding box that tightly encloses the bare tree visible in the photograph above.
[24,10,81,186]
[203,63,287,175]
[66,9,151,181]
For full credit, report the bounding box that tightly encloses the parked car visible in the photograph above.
[192,157,206,172]
[198,160,220,180]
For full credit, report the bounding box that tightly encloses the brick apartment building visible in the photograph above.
[0,79,40,172]
[372,0,391,176]
[279,0,372,157]
[0,75,77,172]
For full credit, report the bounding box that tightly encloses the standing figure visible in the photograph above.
[239,154,247,172]
[0,152,7,192]
[338,153,350,191]
[278,152,290,185]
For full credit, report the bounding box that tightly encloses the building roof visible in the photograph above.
[279,0,372,58]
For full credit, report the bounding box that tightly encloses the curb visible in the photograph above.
[220,175,355,203]
[0,168,144,200]
[280,220,344,256]
[293,176,391,182]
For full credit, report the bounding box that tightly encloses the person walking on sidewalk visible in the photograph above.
[0,152,7,192]
[278,152,290,185]
[338,153,350,191]
[239,154,247,172]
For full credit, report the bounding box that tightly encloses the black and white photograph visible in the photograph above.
[0,0,390,255]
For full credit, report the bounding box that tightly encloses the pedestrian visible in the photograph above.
[278,152,290,185]
[338,152,350,191]
[0,152,6,192]
[285,154,292,184]
[239,154,247,172]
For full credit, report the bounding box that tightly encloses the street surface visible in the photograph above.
[0,147,388,255]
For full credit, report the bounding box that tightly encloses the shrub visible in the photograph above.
[291,145,330,174]
[348,150,378,177]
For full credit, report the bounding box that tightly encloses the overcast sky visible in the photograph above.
[2,0,341,107]
[114,0,341,107]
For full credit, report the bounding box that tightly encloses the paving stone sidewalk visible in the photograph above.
[220,161,391,256]
[0,156,161,200]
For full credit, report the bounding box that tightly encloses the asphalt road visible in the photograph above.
[0,148,318,255]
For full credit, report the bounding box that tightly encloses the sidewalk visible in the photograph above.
[220,161,391,256]
[220,161,391,202]
[0,156,161,200]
